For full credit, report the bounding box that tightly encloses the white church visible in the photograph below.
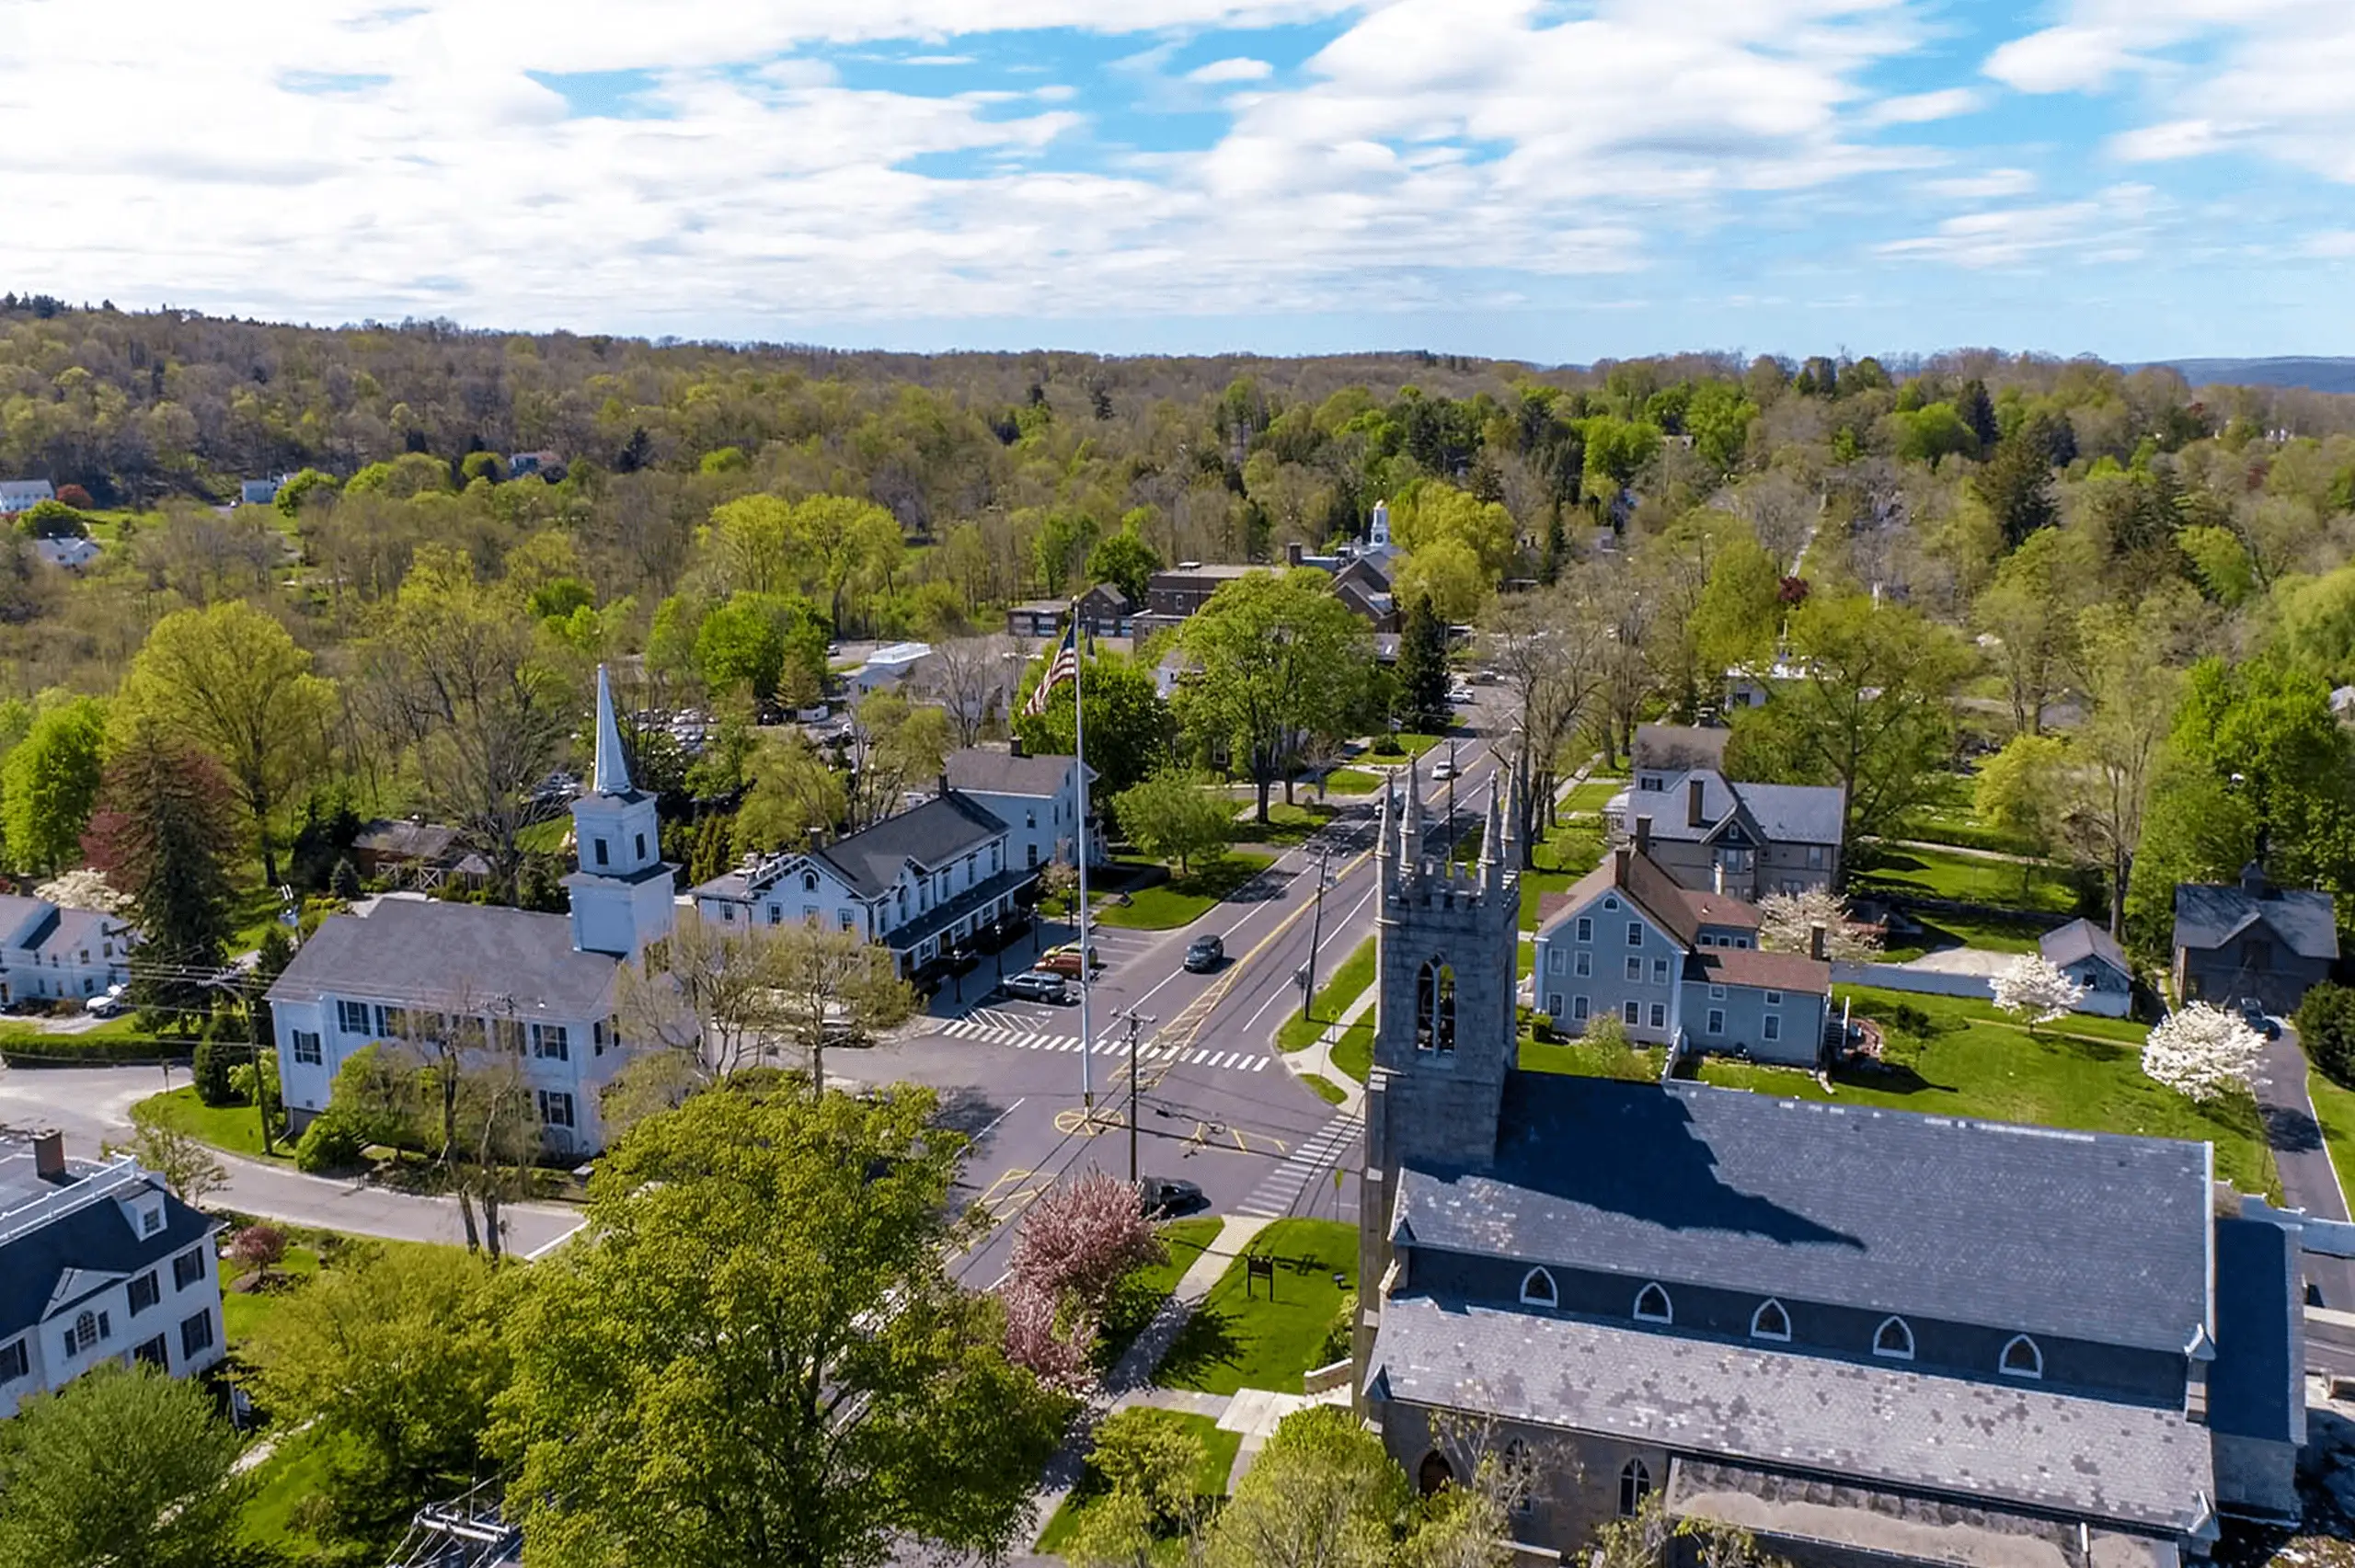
[268,667,674,1156]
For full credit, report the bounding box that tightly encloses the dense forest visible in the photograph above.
[7,291,2355,961]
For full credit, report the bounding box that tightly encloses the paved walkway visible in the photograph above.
[2254,1028,2355,1308]
[1281,989,1375,1116]
[0,1066,585,1254]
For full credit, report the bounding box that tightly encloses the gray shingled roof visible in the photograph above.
[2172,881,2338,961]
[1368,1294,2212,1533]
[1618,769,1845,848]
[2208,1217,2302,1447]
[0,1151,217,1339]
[810,792,1007,900]
[0,894,50,947]
[1633,723,1730,774]
[945,749,1087,800]
[2041,917,2131,975]
[1395,1076,2211,1353]
[268,897,622,1017]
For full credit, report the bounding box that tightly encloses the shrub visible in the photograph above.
[2299,982,2355,1088]
[52,484,93,509]
[1372,733,1404,756]
[190,1038,236,1106]
[0,1035,190,1068]
[15,498,89,539]
[293,1114,364,1174]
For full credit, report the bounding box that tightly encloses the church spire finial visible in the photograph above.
[592,664,631,796]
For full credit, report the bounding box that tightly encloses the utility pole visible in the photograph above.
[1302,844,1333,1020]
[1116,1007,1155,1184]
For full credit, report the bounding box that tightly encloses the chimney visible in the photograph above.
[1687,777,1706,829]
[2240,860,2268,896]
[1009,733,1027,759]
[32,1129,64,1181]
[1634,816,1652,856]
[1809,924,1827,962]
[937,772,951,799]
[1286,541,1304,567]
[1713,859,1725,896]
[1613,848,1629,884]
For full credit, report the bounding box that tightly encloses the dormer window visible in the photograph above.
[1751,1299,1790,1342]
[1874,1316,1914,1360]
[1633,1283,1672,1323]
[1520,1267,1557,1308]
[2001,1335,2043,1379]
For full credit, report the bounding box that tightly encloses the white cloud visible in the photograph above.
[1924,167,2036,199]
[2304,231,2355,258]
[1187,57,1275,84]
[1863,86,1981,125]
[1982,25,2137,93]
[1876,184,2158,268]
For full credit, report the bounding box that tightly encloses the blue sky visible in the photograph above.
[5,0,2353,361]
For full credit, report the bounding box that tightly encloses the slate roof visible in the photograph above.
[0,894,54,948]
[945,748,1088,800]
[1368,1294,2212,1534]
[810,792,1007,899]
[2172,881,2338,961]
[2208,1217,2303,1447]
[1393,1076,2212,1354]
[1633,723,1731,775]
[354,818,463,862]
[1545,851,1763,950]
[1619,768,1845,847]
[2043,917,2132,975]
[0,1149,217,1339]
[267,897,622,1018]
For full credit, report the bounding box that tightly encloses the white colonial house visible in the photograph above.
[0,895,133,1006]
[943,744,1099,872]
[268,668,674,1156]
[691,786,1037,979]
[0,1132,224,1418]
[0,480,54,517]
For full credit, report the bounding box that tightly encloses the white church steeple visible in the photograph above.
[564,666,675,959]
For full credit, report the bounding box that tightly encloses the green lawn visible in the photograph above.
[1239,802,1338,847]
[0,1012,148,1044]
[1515,810,1608,932]
[516,816,573,855]
[1370,732,1443,760]
[1097,1218,1223,1371]
[241,1428,358,1552]
[1301,1073,1347,1105]
[1694,989,2279,1196]
[1276,938,1375,1053]
[1162,1219,1356,1396]
[1323,767,1383,796]
[220,1245,323,1345]
[1329,1021,1373,1084]
[1894,768,2045,858]
[138,1086,292,1162]
[2308,1066,2355,1206]
[1520,1036,1664,1082]
[1557,778,1623,817]
[1879,910,2053,960]
[1094,853,1276,931]
[1851,842,2089,916]
[1035,1410,1245,1554]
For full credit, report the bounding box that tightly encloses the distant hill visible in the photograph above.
[2144,357,2355,395]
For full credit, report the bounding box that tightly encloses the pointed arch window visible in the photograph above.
[2001,1335,2043,1379]
[1633,1282,1672,1323]
[1618,1459,1651,1517]
[1418,1451,1455,1496]
[1520,1267,1558,1308]
[1874,1316,1914,1360]
[1502,1438,1534,1515]
[1750,1299,1791,1342]
[1416,960,1457,1054]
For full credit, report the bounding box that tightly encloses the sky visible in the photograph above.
[3,0,2352,363]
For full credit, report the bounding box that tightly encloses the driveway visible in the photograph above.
[0,1066,584,1256]
[2250,1026,2355,1309]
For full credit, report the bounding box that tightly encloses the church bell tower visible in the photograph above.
[564,666,677,960]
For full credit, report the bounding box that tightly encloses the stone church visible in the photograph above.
[1352,769,2305,1567]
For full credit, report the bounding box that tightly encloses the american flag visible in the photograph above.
[1023,618,1080,718]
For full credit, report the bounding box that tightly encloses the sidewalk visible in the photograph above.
[1281,990,1375,1115]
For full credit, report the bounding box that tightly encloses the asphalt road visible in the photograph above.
[0,1065,586,1254]
[837,704,1513,1288]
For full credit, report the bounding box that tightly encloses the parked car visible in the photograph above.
[1040,944,1102,979]
[2239,997,2280,1039]
[1138,1175,1206,1218]
[84,984,127,1018]
[1002,970,1071,1004]
[1183,934,1224,973]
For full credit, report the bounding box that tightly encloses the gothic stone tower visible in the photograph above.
[1352,763,1522,1369]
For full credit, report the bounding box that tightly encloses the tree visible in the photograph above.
[999,1278,1095,1395]
[15,498,88,539]
[1973,430,2058,548]
[1177,569,1375,824]
[731,730,847,858]
[114,1105,226,1209]
[2142,1002,2262,1103]
[35,867,125,914]
[693,591,828,708]
[1484,572,1610,856]
[1972,528,2097,735]
[0,695,108,875]
[1691,531,1784,680]
[1015,647,1173,799]
[1010,1166,1163,1320]
[1114,768,1232,877]
[1389,483,1515,578]
[1082,1408,1206,1537]
[492,1084,1066,1568]
[844,688,951,829]
[2068,603,2184,935]
[0,1364,252,1568]
[83,723,239,1018]
[1755,888,1879,961]
[1087,524,1162,604]
[1202,1404,1411,1568]
[1992,954,2085,1032]
[1956,377,1999,451]
[1395,591,1451,733]
[759,919,916,1092]
[1589,1494,1788,1568]
[224,1221,289,1283]
[274,466,339,519]
[917,633,1020,748]
[1393,535,1490,625]
[248,1243,510,1550]
[1975,731,2066,861]
[1724,594,1969,844]
[2297,982,2355,1087]
[116,601,334,885]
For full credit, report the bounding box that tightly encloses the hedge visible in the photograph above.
[0,1035,199,1068]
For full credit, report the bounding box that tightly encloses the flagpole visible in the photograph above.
[1073,601,1092,1114]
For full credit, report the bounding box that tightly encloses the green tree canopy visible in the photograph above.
[732,730,847,857]
[1113,768,1232,876]
[83,721,243,1017]
[1014,647,1173,799]
[1,693,108,876]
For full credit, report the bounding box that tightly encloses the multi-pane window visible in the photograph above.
[531,1024,569,1062]
[173,1249,206,1290]
[1626,921,1643,947]
[1622,1001,1640,1025]
[1570,996,1590,1021]
[1763,1015,1781,1041]
[1575,951,1591,978]
[180,1310,214,1358]
[1648,1002,1666,1029]
[493,1020,526,1053]
[292,1030,323,1066]
[337,1000,370,1035]
[1576,917,1592,943]
[128,1272,160,1314]
[132,1334,168,1368]
[1624,957,1643,981]
[1651,957,1669,984]
[0,1339,25,1381]
[1707,1010,1725,1035]
[373,1005,409,1038]
[538,1091,576,1128]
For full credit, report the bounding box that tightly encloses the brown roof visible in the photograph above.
[1555,849,1731,946]
[1692,946,1831,993]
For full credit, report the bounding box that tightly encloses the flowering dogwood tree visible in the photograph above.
[2142,1003,2263,1104]
[1000,1280,1095,1396]
[1010,1167,1165,1313]
[35,867,127,915]
[1757,888,1880,961]
[1992,954,2085,1030]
